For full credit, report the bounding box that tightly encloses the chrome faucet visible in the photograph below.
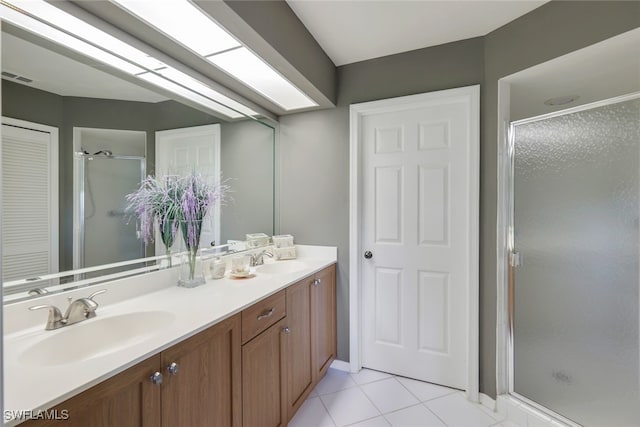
[29,289,107,330]
[249,250,273,267]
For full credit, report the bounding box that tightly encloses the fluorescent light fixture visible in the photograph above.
[138,72,244,119]
[1,4,144,75]
[207,47,318,110]
[111,0,241,57]
[110,0,318,111]
[155,67,258,117]
[5,0,165,71]
[1,0,259,119]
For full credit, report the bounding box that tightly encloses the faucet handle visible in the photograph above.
[29,304,65,330]
[87,289,107,300]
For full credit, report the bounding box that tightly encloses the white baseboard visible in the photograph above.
[330,359,351,372]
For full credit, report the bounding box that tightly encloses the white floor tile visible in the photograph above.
[383,404,446,427]
[350,368,393,385]
[360,378,420,414]
[396,377,456,402]
[315,368,358,395]
[347,416,391,427]
[477,402,506,422]
[289,396,336,427]
[425,393,496,427]
[320,387,381,426]
[504,401,528,427]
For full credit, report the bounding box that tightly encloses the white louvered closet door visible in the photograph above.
[2,121,58,281]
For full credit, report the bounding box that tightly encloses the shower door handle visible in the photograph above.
[510,252,522,267]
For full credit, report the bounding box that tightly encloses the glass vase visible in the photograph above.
[177,220,206,288]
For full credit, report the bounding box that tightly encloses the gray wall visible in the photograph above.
[279,37,485,365]
[223,0,336,105]
[278,0,639,397]
[480,0,640,397]
[2,82,221,271]
[221,119,275,243]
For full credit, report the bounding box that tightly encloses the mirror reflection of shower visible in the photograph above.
[73,128,146,270]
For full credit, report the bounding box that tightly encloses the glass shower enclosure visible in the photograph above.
[509,95,640,425]
[74,153,146,269]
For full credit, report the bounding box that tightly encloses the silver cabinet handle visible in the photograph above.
[282,327,291,334]
[257,307,274,321]
[150,371,163,385]
[167,362,179,375]
[312,278,322,287]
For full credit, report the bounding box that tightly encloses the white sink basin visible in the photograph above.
[257,260,307,275]
[20,311,175,366]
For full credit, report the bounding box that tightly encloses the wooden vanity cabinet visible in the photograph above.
[241,263,337,425]
[21,355,161,427]
[311,264,337,379]
[241,318,288,427]
[285,264,337,421]
[20,315,241,427]
[20,263,336,427]
[240,290,287,427]
[284,279,314,418]
[161,314,242,427]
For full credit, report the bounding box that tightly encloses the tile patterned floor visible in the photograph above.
[289,368,508,427]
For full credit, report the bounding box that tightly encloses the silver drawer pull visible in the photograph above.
[257,307,275,321]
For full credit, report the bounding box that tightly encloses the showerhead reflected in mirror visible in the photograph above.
[1,25,275,302]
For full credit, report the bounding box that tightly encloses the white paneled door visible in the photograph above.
[155,124,221,253]
[356,87,479,390]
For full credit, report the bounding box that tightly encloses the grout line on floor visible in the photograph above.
[317,392,339,427]
[357,377,387,418]
[309,368,493,427]
[420,400,451,427]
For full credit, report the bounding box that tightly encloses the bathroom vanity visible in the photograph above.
[4,246,337,426]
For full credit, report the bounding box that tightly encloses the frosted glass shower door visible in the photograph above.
[82,157,144,268]
[511,97,640,426]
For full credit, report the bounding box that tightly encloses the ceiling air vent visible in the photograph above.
[2,71,33,84]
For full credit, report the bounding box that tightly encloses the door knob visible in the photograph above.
[364,251,373,259]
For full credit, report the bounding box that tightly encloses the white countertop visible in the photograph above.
[3,245,337,425]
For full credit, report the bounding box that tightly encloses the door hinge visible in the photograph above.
[510,252,522,267]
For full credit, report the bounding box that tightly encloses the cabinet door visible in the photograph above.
[285,280,314,419]
[312,264,337,379]
[242,318,287,427]
[161,314,241,427]
[21,355,161,427]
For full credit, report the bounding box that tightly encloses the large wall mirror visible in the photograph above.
[1,23,276,302]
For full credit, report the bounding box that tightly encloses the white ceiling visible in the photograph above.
[286,0,549,66]
[1,31,167,103]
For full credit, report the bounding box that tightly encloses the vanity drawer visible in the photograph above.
[242,290,286,344]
